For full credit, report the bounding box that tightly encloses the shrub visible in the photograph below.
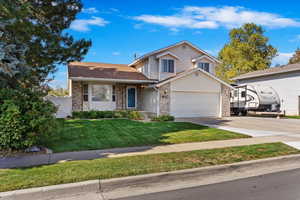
[0,88,57,150]
[71,110,144,120]
[151,115,175,122]
[128,111,144,120]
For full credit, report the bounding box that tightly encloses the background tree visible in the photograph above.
[289,48,300,64]
[216,23,277,82]
[0,0,91,150]
[48,87,69,96]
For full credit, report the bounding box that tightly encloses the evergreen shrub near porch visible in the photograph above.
[72,110,144,120]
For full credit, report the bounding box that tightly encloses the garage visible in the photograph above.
[170,91,220,117]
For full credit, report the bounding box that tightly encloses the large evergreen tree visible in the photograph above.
[289,48,300,64]
[0,0,91,89]
[217,23,277,82]
[0,0,91,150]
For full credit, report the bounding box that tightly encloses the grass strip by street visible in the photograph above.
[40,119,250,152]
[1,142,299,192]
[286,116,300,119]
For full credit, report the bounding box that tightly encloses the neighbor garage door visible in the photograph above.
[170,92,220,118]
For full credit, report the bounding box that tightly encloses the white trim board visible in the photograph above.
[126,86,137,109]
[156,68,234,89]
[129,41,220,66]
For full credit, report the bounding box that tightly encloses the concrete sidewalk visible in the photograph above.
[1,135,297,169]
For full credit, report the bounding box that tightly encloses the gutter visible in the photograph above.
[70,77,157,84]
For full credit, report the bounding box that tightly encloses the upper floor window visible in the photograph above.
[162,59,174,73]
[198,62,210,72]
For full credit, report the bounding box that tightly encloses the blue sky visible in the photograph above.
[50,0,300,88]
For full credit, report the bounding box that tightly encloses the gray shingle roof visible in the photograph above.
[232,63,300,80]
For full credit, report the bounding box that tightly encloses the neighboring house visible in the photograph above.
[232,63,300,115]
[68,41,233,118]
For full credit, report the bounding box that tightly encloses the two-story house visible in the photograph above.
[68,41,233,118]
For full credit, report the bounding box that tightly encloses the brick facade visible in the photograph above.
[71,81,83,111]
[221,84,231,117]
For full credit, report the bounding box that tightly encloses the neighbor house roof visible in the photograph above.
[68,62,156,83]
[232,63,300,81]
[129,40,220,67]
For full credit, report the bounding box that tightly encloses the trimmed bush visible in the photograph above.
[151,115,175,122]
[71,110,143,120]
[128,111,144,120]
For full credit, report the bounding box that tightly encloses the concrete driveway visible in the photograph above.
[176,117,300,136]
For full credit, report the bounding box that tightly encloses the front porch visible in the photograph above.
[71,80,152,113]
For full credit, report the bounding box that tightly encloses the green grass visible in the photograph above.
[40,119,250,152]
[286,116,300,119]
[1,142,298,192]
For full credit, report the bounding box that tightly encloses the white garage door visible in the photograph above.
[170,92,220,118]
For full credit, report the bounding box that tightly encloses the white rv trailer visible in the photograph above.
[230,84,281,115]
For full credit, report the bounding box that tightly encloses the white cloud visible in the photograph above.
[82,7,99,14]
[112,52,120,56]
[134,6,300,30]
[272,52,293,66]
[70,17,109,32]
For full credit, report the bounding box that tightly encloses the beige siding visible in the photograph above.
[134,43,217,81]
[167,44,202,73]
[141,88,157,113]
[193,57,216,75]
[148,55,159,80]
[159,54,177,81]
[170,71,221,92]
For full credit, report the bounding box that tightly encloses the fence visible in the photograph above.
[46,96,72,118]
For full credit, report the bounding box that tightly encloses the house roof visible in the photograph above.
[68,62,154,82]
[129,40,220,67]
[232,63,300,81]
[156,68,234,89]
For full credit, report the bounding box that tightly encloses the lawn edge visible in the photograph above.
[2,153,300,200]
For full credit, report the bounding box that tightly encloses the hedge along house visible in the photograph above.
[68,41,233,118]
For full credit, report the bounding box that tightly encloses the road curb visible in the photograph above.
[2,154,300,200]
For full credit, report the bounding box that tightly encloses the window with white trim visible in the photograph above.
[83,84,88,102]
[112,85,116,102]
[91,85,111,102]
[197,62,210,72]
[162,59,174,73]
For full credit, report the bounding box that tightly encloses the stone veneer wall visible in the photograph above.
[221,84,231,117]
[115,84,126,110]
[159,83,171,115]
[115,84,143,110]
[72,81,83,111]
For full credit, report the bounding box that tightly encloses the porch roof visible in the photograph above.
[68,62,156,83]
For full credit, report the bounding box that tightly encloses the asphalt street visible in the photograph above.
[116,168,300,200]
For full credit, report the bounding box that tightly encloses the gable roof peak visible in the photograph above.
[129,40,220,66]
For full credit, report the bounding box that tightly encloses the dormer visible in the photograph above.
[192,55,217,75]
[156,51,180,81]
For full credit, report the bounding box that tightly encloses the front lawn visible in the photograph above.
[286,116,300,119]
[1,143,298,192]
[40,119,249,152]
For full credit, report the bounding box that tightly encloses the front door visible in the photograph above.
[127,87,136,108]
